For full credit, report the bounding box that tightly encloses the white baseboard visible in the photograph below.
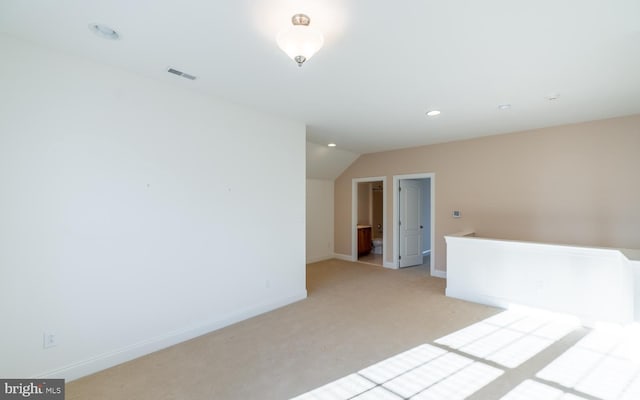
[383,261,398,269]
[38,290,308,381]
[332,252,395,268]
[306,254,334,264]
[333,253,354,262]
[445,287,508,310]
[431,269,446,279]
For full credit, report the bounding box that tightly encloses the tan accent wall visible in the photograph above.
[357,182,370,225]
[306,179,334,263]
[372,186,384,239]
[334,114,640,273]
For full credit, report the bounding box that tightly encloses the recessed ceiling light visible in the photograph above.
[498,104,512,110]
[426,110,441,117]
[89,24,120,40]
[327,143,337,147]
[545,93,560,101]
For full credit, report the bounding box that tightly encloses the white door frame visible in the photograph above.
[393,173,437,276]
[351,176,387,265]
[398,179,423,268]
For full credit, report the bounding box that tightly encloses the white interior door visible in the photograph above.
[399,179,423,267]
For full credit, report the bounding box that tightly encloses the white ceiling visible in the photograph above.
[1,0,639,158]
[307,142,359,180]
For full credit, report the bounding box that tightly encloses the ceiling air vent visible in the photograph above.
[167,68,196,80]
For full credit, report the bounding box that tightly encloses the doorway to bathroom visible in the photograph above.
[351,177,386,267]
[393,173,435,275]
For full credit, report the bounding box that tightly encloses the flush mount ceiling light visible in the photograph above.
[426,110,441,117]
[327,143,337,147]
[89,23,119,40]
[498,104,512,110]
[276,14,324,67]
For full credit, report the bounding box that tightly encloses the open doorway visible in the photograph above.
[351,177,386,266]
[393,173,436,275]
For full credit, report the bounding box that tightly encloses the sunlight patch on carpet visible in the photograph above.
[290,374,375,400]
[291,344,503,400]
[291,306,585,400]
[536,323,640,400]
[500,379,588,400]
[436,307,579,368]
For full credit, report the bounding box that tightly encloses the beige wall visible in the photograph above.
[372,186,383,239]
[357,182,370,225]
[306,179,335,263]
[334,114,640,273]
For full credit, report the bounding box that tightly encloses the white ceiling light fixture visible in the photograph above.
[498,104,512,110]
[426,110,441,117]
[89,23,119,40]
[276,14,324,67]
[327,143,337,147]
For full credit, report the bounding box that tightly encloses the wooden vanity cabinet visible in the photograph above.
[358,226,372,256]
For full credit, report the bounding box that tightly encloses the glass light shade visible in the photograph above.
[277,25,324,65]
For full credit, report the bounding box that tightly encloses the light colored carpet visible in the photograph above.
[66,259,589,400]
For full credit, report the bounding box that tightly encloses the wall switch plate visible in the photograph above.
[43,331,57,349]
[453,210,461,218]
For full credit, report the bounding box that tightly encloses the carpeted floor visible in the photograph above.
[66,259,590,400]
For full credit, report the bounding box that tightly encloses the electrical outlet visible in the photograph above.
[43,331,57,349]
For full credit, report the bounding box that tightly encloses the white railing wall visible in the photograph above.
[445,232,639,326]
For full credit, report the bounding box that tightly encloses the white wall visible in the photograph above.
[306,142,359,180]
[445,234,635,325]
[632,257,640,321]
[306,179,334,263]
[0,35,306,380]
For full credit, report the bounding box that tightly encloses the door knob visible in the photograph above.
[420,225,423,229]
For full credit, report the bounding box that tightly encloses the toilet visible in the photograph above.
[372,238,383,254]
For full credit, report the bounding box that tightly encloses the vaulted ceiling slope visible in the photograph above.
[307,142,359,180]
[1,1,639,155]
